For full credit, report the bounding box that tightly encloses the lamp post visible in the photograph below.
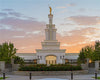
[95,72,97,80]
[3,73,5,80]
[95,61,98,80]
[71,60,73,80]
[29,72,32,80]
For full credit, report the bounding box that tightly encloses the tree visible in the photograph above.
[78,45,94,63]
[84,46,94,60]
[0,42,17,63]
[78,48,86,63]
[93,40,100,61]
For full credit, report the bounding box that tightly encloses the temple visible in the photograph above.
[16,7,79,64]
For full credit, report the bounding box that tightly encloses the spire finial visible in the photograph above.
[49,6,52,15]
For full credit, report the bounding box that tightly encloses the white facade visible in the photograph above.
[16,9,79,64]
[36,11,66,64]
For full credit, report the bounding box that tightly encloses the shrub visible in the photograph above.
[19,64,82,71]
[14,56,24,65]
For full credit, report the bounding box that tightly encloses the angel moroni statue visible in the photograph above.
[49,6,52,15]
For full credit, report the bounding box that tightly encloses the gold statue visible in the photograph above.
[49,6,52,14]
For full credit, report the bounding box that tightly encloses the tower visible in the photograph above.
[36,7,66,64]
[42,6,60,50]
[45,6,56,41]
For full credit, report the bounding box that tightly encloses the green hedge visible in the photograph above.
[19,64,82,71]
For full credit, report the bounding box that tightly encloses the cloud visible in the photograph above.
[61,41,88,47]
[0,9,45,33]
[57,27,97,53]
[13,36,25,38]
[0,17,45,32]
[0,9,45,52]
[57,3,76,9]
[0,25,13,30]
[78,8,86,12]
[60,23,75,26]
[0,12,8,17]
[56,3,76,14]
[8,12,22,17]
[67,3,76,7]
[56,6,66,9]
[26,31,41,35]
[0,9,99,53]
[2,9,14,12]
[68,16,100,25]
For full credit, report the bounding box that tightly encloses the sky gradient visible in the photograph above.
[0,0,100,53]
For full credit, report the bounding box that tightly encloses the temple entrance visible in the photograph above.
[46,56,57,65]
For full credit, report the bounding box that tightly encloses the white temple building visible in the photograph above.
[16,7,79,65]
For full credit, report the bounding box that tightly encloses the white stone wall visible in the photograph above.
[36,52,65,64]
[0,61,5,71]
[16,53,79,64]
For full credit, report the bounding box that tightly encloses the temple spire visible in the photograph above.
[44,6,57,41]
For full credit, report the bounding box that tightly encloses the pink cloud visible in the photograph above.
[68,16,100,25]
[0,9,45,53]
[0,17,45,31]
[0,9,98,53]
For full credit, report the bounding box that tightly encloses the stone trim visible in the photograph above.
[36,49,66,53]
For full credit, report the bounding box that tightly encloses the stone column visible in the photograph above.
[11,58,14,71]
[0,61,5,72]
[95,61,99,72]
[11,58,14,65]
[86,58,89,70]
[63,59,65,64]
[53,29,57,40]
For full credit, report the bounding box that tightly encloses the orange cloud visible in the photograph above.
[57,27,97,53]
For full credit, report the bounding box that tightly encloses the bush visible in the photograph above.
[14,56,24,64]
[19,64,82,71]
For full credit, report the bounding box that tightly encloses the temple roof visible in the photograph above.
[16,53,36,56]
[65,53,79,55]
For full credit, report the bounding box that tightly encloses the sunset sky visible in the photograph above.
[0,0,100,53]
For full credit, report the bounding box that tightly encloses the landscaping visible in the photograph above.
[97,77,100,79]
[93,77,100,79]
[19,64,82,71]
[0,77,8,80]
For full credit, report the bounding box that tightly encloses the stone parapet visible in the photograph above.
[36,49,66,53]
[13,70,88,76]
